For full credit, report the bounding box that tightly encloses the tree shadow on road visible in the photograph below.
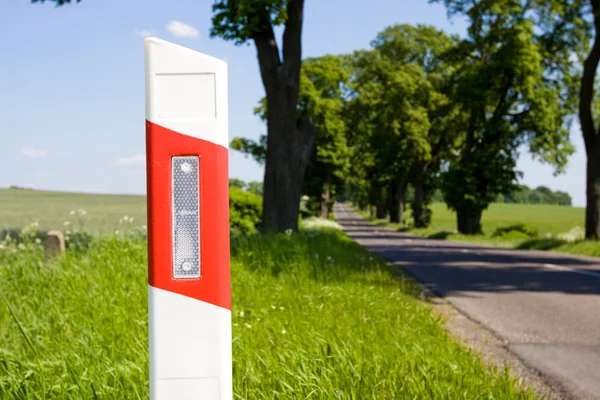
[428,231,452,240]
[517,238,567,251]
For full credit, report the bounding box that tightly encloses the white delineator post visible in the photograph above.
[144,38,232,400]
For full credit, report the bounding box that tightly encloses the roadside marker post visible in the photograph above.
[144,38,232,400]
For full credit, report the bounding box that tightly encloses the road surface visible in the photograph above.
[335,203,600,400]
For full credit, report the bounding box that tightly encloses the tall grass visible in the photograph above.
[0,227,535,399]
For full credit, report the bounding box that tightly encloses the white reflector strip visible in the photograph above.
[172,156,201,279]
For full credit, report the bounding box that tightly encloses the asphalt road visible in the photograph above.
[334,203,600,400]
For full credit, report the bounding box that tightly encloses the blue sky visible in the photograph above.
[0,0,587,207]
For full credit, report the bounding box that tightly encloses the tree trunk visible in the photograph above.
[388,184,399,223]
[253,0,314,233]
[388,182,406,223]
[397,183,406,224]
[586,145,600,238]
[319,172,332,218]
[413,179,426,228]
[261,114,315,232]
[456,209,482,235]
[376,201,387,219]
[580,0,600,239]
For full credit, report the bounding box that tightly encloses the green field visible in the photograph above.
[0,224,536,399]
[354,202,600,258]
[357,202,584,237]
[420,202,585,236]
[0,189,146,234]
[3,188,593,257]
[0,188,585,235]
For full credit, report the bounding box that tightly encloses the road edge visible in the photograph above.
[407,272,569,400]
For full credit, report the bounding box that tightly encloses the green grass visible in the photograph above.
[0,227,535,399]
[353,202,600,258]
[0,188,146,234]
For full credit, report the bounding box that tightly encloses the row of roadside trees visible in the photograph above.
[39,0,600,238]
[210,0,600,237]
[216,0,594,235]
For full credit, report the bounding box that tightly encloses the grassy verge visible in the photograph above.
[352,204,600,258]
[0,188,147,234]
[0,226,535,399]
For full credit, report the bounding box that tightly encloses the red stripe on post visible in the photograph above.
[146,120,231,311]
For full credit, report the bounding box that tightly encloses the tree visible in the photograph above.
[351,49,431,223]
[342,76,378,214]
[371,24,462,228]
[231,135,267,164]
[297,55,352,218]
[434,0,580,234]
[554,191,573,206]
[229,178,246,189]
[211,0,314,233]
[247,181,264,196]
[501,185,573,206]
[233,55,352,219]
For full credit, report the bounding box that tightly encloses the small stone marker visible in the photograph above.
[44,230,65,262]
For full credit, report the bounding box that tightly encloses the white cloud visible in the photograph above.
[134,29,156,38]
[22,147,47,158]
[117,154,146,167]
[166,20,200,38]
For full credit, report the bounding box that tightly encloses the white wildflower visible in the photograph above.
[77,209,87,216]
[271,305,277,310]
[244,323,252,329]
[301,217,341,231]
[239,311,244,317]
[70,210,76,215]
[281,329,287,335]
[119,215,131,225]
[279,307,284,311]
[63,221,72,226]
[557,226,585,243]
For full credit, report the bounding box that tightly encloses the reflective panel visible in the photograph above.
[172,156,201,279]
